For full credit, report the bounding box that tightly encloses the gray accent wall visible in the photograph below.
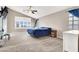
[38,11,69,39]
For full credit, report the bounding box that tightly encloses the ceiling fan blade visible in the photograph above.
[32,10,37,14]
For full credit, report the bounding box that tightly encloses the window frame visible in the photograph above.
[15,16,31,29]
[69,13,79,30]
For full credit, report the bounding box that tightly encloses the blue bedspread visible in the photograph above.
[27,27,51,37]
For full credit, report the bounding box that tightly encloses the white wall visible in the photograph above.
[7,9,36,33]
[38,11,69,39]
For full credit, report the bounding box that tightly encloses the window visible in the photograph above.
[15,17,31,29]
[69,13,79,30]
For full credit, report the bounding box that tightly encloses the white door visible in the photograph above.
[63,33,78,52]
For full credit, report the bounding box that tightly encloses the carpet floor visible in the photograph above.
[0,32,63,52]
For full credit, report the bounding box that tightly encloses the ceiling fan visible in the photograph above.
[23,6,37,14]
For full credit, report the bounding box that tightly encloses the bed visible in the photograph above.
[27,27,52,38]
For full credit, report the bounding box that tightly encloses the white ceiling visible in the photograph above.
[8,6,73,19]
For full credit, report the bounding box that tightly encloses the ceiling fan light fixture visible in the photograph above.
[23,6,37,14]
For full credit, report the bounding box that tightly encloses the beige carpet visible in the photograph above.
[0,32,63,52]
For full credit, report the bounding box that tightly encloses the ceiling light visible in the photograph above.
[23,6,37,14]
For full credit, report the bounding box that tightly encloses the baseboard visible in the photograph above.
[57,36,63,39]
[8,32,15,37]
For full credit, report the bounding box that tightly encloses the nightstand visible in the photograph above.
[50,30,57,38]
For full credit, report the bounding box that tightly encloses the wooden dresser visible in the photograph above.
[50,30,57,38]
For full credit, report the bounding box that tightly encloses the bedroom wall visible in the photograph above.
[38,10,69,39]
[7,9,35,33]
